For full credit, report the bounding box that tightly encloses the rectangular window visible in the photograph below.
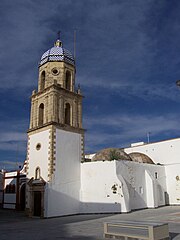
[139,186,143,194]
[5,184,16,193]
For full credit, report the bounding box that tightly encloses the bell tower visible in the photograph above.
[26,36,84,218]
[29,38,82,130]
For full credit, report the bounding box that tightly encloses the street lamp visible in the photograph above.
[147,132,151,143]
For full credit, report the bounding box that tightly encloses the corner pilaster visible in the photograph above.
[48,126,56,182]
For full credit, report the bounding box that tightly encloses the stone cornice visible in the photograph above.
[31,84,84,100]
[27,121,85,135]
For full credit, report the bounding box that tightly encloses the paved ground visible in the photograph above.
[1,206,180,239]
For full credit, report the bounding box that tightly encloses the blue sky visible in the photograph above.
[1,0,180,170]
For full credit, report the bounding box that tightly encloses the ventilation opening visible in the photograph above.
[35,167,41,179]
[65,71,71,91]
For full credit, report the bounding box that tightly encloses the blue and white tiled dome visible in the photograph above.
[39,39,75,66]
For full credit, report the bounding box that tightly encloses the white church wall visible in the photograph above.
[80,160,166,214]
[165,164,180,205]
[80,161,128,213]
[124,138,180,207]
[27,129,50,181]
[45,129,81,217]
[125,138,180,165]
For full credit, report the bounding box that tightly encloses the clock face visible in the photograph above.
[51,68,59,75]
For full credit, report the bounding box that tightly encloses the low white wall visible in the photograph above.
[80,161,127,213]
[46,129,81,217]
[80,160,166,214]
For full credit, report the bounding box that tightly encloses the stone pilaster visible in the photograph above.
[30,102,34,129]
[78,100,82,128]
[34,100,38,128]
[59,96,64,124]
[26,136,30,175]
[81,133,85,162]
[45,96,48,124]
[73,99,77,127]
[49,93,53,122]
[54,93,58,122]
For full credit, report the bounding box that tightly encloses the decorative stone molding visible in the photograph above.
[26,136,30,174]
[27,177,46,218]
[81,133,85,162]
[48,126,56,182]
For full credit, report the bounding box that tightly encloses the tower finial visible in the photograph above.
[55,31,62,47]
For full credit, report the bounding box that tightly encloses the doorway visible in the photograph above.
[33,191,41,216]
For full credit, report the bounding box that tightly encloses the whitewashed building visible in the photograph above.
[0,171,3,208]
[2,163,26,210]
[19,37,180,217]
[125,138,180,206]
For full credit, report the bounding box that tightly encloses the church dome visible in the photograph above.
[39,39,75,66]
[129,152,154,164]
[92,148,132,161]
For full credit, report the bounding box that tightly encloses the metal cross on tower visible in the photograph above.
[57,31,61,39]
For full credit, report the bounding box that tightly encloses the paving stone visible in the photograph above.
[0,206,180,240]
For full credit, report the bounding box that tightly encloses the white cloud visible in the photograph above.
[84,113,180,152]
[0,120,27,152]
[0,132,26,142]
[0,160,23,171]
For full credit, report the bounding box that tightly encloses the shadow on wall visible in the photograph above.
[116,162,167,210]
[165,191,170,205]
[47,187,123,217]
[46,182,165,218]
[116,164,147,211]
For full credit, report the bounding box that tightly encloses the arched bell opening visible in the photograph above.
[65,103,71,125]
[38,103,44,126]
[40,71,45,91]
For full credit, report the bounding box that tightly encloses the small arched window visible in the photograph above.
[65,71,71,91]
[40,71,45,90]
[65,103,71,125]
[35,167,41,179]
[38,103,44,126]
